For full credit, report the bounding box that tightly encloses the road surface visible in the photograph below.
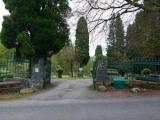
[0,80,160,120]
[1,98,160,120]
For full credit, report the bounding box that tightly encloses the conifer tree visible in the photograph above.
[75,17,89,67]
[107,15,125,61]
[95,45,103,64]
[1,0,70,87]
[126,11,160,58]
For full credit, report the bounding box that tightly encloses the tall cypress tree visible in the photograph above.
[95,45,103,64]
[1,0,70,87]
[75,17,89,67]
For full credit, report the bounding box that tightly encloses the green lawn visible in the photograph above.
[52,75,91,80]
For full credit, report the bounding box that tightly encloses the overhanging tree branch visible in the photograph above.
[73,0,160,31]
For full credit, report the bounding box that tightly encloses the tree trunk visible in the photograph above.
[28,57,32,78]
[70,62,73,77]
[43,57,51,88]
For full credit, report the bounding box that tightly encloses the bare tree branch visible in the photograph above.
[69,0,160,53]
[73,0,160,30]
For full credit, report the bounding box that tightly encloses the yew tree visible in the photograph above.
[1,0,70,86]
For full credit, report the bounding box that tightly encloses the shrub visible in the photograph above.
[141,68,151,75]
[107,69,119,75]
[56,65,63,78]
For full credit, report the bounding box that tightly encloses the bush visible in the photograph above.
[141,68,151,75]
[118,68,126,76]
[56,65,63,78]
[107,69,119,75]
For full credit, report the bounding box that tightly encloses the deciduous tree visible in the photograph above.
[74,0,160,32]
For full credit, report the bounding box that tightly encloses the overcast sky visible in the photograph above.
[68,0,137,56]
[0,0,136,56]
[0,1,9,30]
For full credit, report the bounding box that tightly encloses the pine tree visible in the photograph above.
[107,15,125,61]
[126,24,136,58]
[126,10,160,58]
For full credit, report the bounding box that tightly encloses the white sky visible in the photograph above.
[68,0,137,56]
[0,0,9,30]
[0,0,136,56]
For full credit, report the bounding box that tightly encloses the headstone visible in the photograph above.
[96,57,108,82]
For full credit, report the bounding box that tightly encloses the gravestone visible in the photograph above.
[96,57,108,82]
